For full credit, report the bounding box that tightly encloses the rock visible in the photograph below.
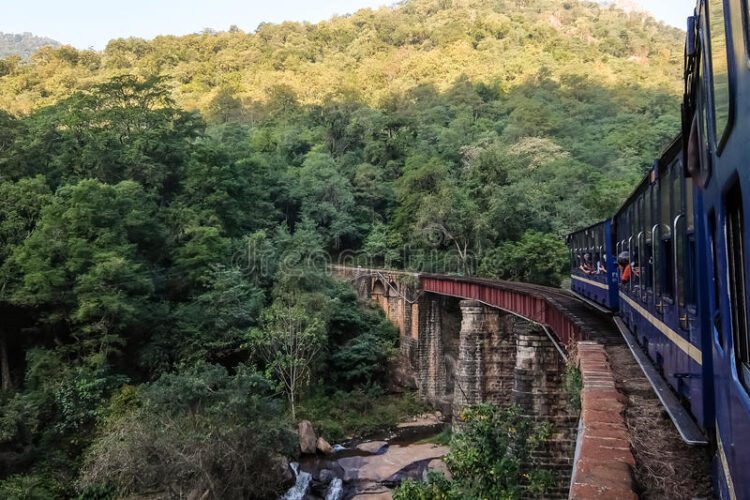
[350,487,393,499]
[332,444,347,453]
[355,440,388,454]
[318,468,334,484]
[339,442,449,482]
[274,455,293,484]
[317,436,333,455]
[423,458,452,481]
[298,420,318,454]
[186,488,210,500]
[396,412,443,428]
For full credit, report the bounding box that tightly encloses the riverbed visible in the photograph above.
[282,418,448,499]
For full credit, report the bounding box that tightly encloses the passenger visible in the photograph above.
[618,252,631,283]
[596,255,606,274]
[580,253,595,274]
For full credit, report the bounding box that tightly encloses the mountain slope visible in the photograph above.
[0,32,60,59]
[0,0,684,114]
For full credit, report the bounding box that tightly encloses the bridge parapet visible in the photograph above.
[570,342,637,499]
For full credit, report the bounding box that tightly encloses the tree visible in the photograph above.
[12,75,202,193]
[290,152,360,250]
[250,299,325,420]
[363,222,404,268]
[182,139,279,237]
[6,180,162,360]
[0,176,51,389]
[479,230,569,287]
[413,180,487,275]
[173,266,264,364]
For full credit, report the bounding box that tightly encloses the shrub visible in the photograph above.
[394,404,553,499]
[564,365,582,412]
[297,390,428,442]
[0,474,61,500]
[79,363,296,499]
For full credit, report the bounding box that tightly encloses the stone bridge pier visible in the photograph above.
[338,268,570,425]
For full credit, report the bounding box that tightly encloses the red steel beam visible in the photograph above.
[419,275,582,349]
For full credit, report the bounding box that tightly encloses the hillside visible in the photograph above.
[1,0,683,113]
[0,32,60,59]
[0,0,688,497]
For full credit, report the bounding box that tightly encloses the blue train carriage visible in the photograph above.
[612,136,710,438]
[567,220,619,310]
[683,0,750,496]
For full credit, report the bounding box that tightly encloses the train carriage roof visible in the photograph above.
[566,218,610,242]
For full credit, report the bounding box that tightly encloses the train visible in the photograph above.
[566,1,749,498]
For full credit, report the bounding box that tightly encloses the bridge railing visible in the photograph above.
[332,265,594,352]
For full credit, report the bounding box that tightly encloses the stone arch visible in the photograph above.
[387,280,399,297]
[372,279,386,297]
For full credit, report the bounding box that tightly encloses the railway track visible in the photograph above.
[494,280,713,498]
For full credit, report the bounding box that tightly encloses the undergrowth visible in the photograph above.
[296,389,429,443]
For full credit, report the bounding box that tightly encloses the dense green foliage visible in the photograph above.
[394,404,553,499]
[298,390,428,443]
[0,0,686,496]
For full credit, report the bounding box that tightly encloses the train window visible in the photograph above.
[644,186,654,294]
[687,234,697,306]
[710,211,724,347]
[726,184,750,390]
[676,216,687,309]
[645,186,652,244]
[707,0,731,143]
[635,196,644,292]
[656,173,675,300]
[662,239,674,299]
[686,179,695,232]
[672,165,683,223]
[662,167,672,227]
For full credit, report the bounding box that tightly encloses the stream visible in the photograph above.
[281,419,447,500]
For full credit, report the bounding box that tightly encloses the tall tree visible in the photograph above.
[249,299,325,420]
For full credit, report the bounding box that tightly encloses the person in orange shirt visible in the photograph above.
[618,252,631,283]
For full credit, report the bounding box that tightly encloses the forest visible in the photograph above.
[0,0,685,498]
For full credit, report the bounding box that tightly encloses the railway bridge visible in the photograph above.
[332,266,704,499]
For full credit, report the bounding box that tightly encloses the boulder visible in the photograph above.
[423,458,452,481]
[298,420,318,454]
[318,468,334,484]
[273,455,293,484]
[351,490,392,500]
[317,436,333,455]
[355,440,388,454]
[339,443,449,483]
